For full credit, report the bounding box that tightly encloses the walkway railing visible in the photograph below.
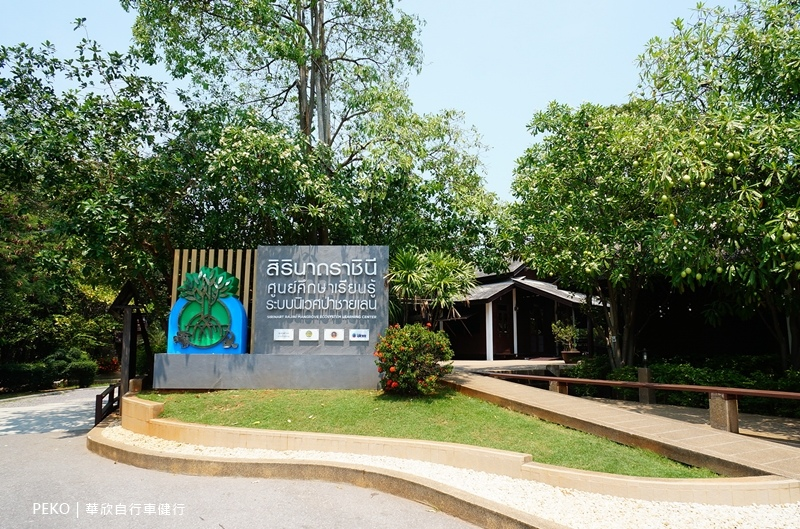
[484,371,800,434]
[94,383,120,426]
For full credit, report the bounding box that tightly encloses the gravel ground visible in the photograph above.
[104,424,800,529]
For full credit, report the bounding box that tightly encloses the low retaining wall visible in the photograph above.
[107,395,800,506]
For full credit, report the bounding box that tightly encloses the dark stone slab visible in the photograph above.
[153,353,380,390]
[252,245,389,356]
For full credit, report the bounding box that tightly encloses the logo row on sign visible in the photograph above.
[273,328,370,342]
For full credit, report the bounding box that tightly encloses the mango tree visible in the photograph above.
[639,0,800,369]
[509,101,666,368]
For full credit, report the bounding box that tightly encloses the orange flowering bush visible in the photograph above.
[373,323,454,395]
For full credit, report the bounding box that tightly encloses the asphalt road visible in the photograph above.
[0,388,479,529]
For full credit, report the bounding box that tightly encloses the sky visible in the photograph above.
[0,0,739,201]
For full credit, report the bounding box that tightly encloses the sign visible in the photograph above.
[155,246,387,390]
[252,245,388,356]
[324,329,344,341]
[167,266,247,354]
[298,329,319,341]
[273,329,294,341]
[349,329,370,342]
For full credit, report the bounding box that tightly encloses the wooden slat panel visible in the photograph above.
[234,249,244,297]
[171,250,181,307]
[181,249,189,277]
[242,249,253,317]
[219,249,227,271]
[250,249,258,318]
[170,248,257,333]
[247,248,257,352]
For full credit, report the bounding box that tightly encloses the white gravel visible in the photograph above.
[102,424,800,529]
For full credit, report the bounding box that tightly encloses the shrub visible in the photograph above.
[767,369,800,418]
[135,325,167,377]
[46,359,70,381]
[96,356,120,374]
[374,323,454,395]
[67,360,97,388]
[147,325,168,355]
[564,354,613,397]
[564,355,800,418]
[650,363,713,407]
[43,348,86,380]
[607,365,639,401]
[0,362,56,392]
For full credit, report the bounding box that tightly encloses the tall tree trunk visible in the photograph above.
[620,278,640,367]
[596,278,640,369]
[597,284,622,369]
[761,289,800,371]
[313,0,331,145]
[296,2,312,139]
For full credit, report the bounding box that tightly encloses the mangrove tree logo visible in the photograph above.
[174,267,239,349]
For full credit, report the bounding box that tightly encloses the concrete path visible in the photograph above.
[0,387,98,435]
[446,367,800,480]
[0,388,477,529]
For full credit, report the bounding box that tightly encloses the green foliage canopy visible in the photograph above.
[510,101,664,368]
[386,249,477,327]
[638,0,800,369]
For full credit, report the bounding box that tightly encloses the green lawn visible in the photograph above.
[139,388,718,479]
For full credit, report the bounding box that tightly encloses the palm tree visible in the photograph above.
[387,250,476,326]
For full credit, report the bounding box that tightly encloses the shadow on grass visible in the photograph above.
[372,385,459,404]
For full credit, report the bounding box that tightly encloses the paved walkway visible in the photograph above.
[447,364,800,480]
[589,398,800,448]
[6,367,800,528]
[0,388,478,529]
[452,359,800,447]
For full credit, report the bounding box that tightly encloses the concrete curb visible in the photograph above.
[87,420,567,529]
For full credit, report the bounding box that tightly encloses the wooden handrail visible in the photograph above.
[484,372,800,400]
[94,383,120,426]
[483,371,800,434]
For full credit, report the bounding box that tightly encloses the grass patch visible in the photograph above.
[139,387,717,479]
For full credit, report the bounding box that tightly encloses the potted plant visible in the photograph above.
[551,320,583,363]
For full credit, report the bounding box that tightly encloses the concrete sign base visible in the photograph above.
[153,353,380,390]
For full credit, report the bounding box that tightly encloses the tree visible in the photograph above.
[509,101,665,368]
[120,1,503,254]
[0,39,181,359]
[0,145,118,364]
[193,97,503,264]
[1,38,338,313]
[171,105,353,248]
[638,0,800,369]
[120,0,421,152]
[386,249,477,327]
[345,91,503,269]
[0,40,176,299]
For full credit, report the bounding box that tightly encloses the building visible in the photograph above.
[443,264,601,361]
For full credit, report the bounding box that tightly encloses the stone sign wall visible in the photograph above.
[153,245,389,390]
[252,245,388,356]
